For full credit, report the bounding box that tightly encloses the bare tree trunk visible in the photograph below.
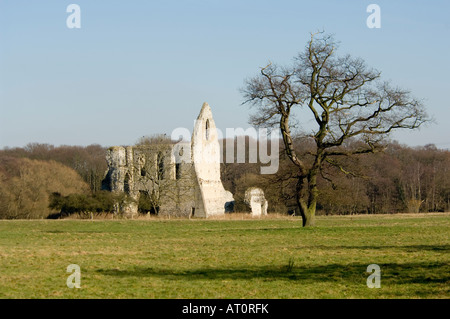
[295,174,317,227]
[296,193,317,227]
[306,171,319,227]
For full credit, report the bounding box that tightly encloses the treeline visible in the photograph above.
[0,143,157,219]
[0,140,449,219]
[0,144,108,219]
[221,139,450,215]
[48,191,129,219]
[0,143,107,192]
[0,157,90,219]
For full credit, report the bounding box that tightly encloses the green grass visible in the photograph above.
[0,213,448,298]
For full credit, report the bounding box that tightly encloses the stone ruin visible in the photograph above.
[102,102,235,218]
[244,187,268,217]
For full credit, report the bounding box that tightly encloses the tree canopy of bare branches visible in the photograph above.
[241,32,430,226]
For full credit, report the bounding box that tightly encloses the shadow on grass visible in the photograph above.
[294,244,450,252]
[44,230,107,234]
[97,262,449,285]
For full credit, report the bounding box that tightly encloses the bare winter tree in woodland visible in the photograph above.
[134,134,196,217]
[242,32,430,227]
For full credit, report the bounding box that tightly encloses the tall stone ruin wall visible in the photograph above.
[102,102,235,218]
[191,103,234,217]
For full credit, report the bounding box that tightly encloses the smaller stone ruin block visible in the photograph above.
[244,187,268,216]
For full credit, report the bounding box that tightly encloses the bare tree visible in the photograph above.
[133,135,195,217]
[133,136,174,215]
[241,32,430,226]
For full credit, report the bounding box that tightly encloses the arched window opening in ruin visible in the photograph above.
[157,153,165,180]
[138,190,152,214]
[175,163,181,180]
[124,173,131,193]
[140,167,146,177]
[205,119,210,140]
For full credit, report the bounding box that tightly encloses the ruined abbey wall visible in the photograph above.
[102,102,234,218]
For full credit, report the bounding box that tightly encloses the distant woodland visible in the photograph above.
[0,140,449,219]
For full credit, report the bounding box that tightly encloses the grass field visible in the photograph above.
[0,213,448,299]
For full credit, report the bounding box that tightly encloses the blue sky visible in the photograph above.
[1,0,449,148]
